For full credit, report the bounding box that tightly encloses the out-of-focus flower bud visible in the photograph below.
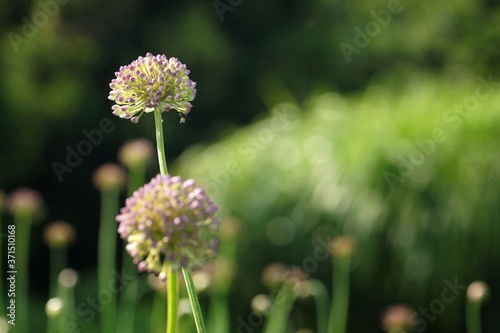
[58,268,78,289]
[43,221,76,248]
[118,139,154,170]
[93,163,127,191]
[381,304,415,333]
[329,235,356,260]
[261,263,289,289]
[8,188,43,218]
[219,216,243,239]
[467,281,490,304]
[251,294,272,315]
[45,298,64,318]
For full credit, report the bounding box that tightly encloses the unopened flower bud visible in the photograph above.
[330,235,356,260]
[8,188,43,217]
[58,268,78,289]
[261,263,308,291]
[45,298,64,318]
[283,267,308,295]
[43,221,76,248]
[262,263,289,289]
[193,270,212,293]
[178,298,192,316]
[467,281,489,303]
[0,317,9,333]
[93,163,126,191]
[118,139,154,170]
[219,216,243,239]
[381,304,415,333]
[251,294,272,315]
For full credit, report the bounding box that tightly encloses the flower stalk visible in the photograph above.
[118,139,152,333]
[95,163,126,333]
[182,268,207,333]
[155,109,168,175]
[112,54,213,333]
[97,188,119,333]
[167,264,179,333]
[328,236,356,333]
[7,188,43,333]
[466,281,489,333]
[153,109,179,333]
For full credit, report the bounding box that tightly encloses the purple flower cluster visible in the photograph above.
[117,174,219,279]
[108,53,197,123]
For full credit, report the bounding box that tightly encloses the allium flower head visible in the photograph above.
[108,53,196,123]
[117,174,219,279]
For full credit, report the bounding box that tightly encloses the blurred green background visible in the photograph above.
[0,0,499,332]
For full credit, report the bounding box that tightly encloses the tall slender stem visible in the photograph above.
[154,109,207,333]
[154,109,168,175]
[466,301,482,333]
[328,259,350,333]
[50,247,66,297]
[98,188,119,333]
[308,279,330,333]
[154,109,180,333]
[263,284,296,333]
[118,164,146,333]
[182,268,207,333]
[15,213,31,333]
[166,265,179,333]
[57,270,77,333]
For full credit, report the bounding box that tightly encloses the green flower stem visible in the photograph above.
[118,165,146,333]
[167,265,179,333]
[47,246,67,333]
[154,108,207,333]
[154,109,181,333]
[57,273,77,332]
[98,188,119,333]
[154,109,168,175]
[182,268,207,333]
[466,300,482,333]
[127,165,147,194]
[308,279,330,333]
[15,213,32,333]
[47,314,58,333]
[208,294,229,333]
[50,247,67,297]
[328,258,351,333]
[208,231,238,333]
[263,284,296,333]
